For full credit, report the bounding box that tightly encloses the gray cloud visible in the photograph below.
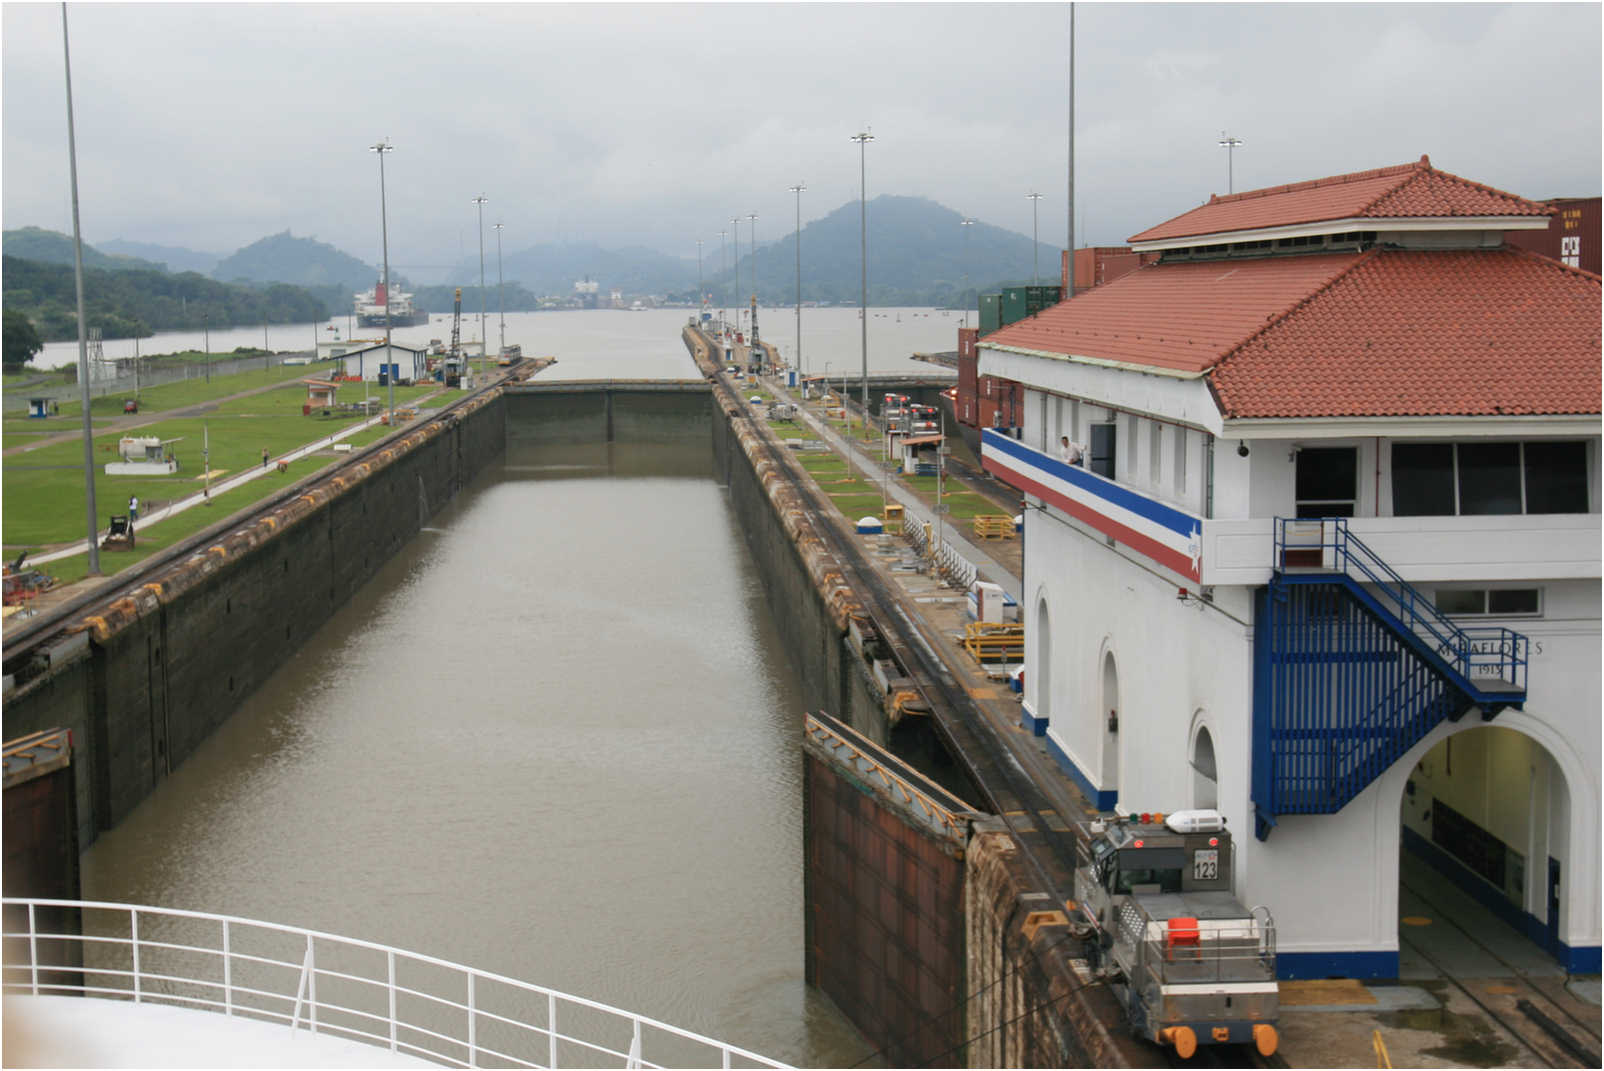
[4,2,1598,271]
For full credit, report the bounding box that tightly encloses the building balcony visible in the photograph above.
[1202,513,1600,587]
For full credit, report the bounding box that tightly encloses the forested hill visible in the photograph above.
[3,226,167,273]
[2,255,330,342]
[211,231,378,293]
[706,195,1063,307]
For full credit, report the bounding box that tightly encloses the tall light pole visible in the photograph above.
[493,222,505,355]
[960,217,975,325]
[1027,192,1043,285]
[473,195,488,371]
[731,216,741,332]
[852,129,874,438]
[788,183,805,384]
[1219,132,1244,194]
[370,139,394,420]
[717,229,727,331]
[1066,2,1076,300]
[61,1,98,574]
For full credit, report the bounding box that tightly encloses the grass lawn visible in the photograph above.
[4,370,449,567]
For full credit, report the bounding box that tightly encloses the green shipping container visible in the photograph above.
[1001,287,1029,326]
[978,293,1002,336]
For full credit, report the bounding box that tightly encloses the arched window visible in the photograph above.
[1192,726,1217,810]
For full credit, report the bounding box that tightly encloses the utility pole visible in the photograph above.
[371,139,394,420]
[717,229,727,331]
[473,194,488,371]
[61,0,98,573]
[494,222,505,355]
[852,129,874,441]
[731,217,741,333]
[960,218,975,325]
[1219,132,1245,194]
[1027,192,1044,285]
[788,184,805,384]
[1066,2,1076,300]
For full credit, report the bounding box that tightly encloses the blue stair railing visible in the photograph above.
[1273,518,1527,693]
[1254,518,1529,838]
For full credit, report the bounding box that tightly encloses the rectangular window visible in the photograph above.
[1458,442,1522,515]
[1174,423,1186,497]
[1296,447,1357,517]
[1126,415,1139,479]
[1391,443,1456,516]
[1090,423,1117,479]
[1523,441,1589,513]
[1434,588,1542,616]
[1149,422,1162,485]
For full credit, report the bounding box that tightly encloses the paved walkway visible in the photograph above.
[764,376,1023,601]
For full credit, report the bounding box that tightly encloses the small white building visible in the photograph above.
[337,342,427,383]
[105,436,180,475]
[316,338,383,364]
[979,156,1601,978]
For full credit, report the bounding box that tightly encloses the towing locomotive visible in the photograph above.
[1074,809,1280,1059]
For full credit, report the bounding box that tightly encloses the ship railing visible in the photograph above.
[2,898,788,1069]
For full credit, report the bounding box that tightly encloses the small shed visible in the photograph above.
[26,398,50,419]
[898,433,943,476]
[303,378,339,412]
[105,436,181,475]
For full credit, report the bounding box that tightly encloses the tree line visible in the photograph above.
[2,255,331,343]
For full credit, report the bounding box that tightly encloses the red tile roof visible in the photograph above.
[1130,156,1553,244]
[983,252,1366,375]
[1211,247,1601,419]
[982,247,1600,419]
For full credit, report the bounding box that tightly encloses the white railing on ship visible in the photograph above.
[1,899,788,1069]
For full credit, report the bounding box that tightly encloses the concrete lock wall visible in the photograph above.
[2,393,507,850]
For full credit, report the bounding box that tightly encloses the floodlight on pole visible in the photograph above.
[1218,132,1244,194]
[731,217,741,331]
[370,138,395,420]
[717,229,727,330]
[960,217,975,326]
[473,195,488,370]
[493,222,505,355]
[852,129,874,439]
[1027,192,1044,284]
[61,1,99,574]
[788,183,805,382]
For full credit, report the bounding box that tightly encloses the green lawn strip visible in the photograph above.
[33,362,318,420]
[37,457,348,585]
[828,493,893,519]
[2,409,381,546]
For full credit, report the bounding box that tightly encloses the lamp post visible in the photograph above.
[731,216,741,333]
[1027,191,1043,284]
[473,195,488,371]
[788,183,805,384]
[370,138,394,420]
[717,229,727,331]
[493,222,505,356]
[1219,132,1244,194]
[852,129,874,443]
[960,217,975,325]
[61,1,98,574]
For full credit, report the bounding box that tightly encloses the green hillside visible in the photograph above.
[211,231,378,294]
[3,226,166,273]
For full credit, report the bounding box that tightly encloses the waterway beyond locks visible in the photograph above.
[77,314,957,1066]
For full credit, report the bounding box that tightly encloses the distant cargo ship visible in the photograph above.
[354,279,428,327]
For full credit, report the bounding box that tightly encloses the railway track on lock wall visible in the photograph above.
[713,370,1089,925]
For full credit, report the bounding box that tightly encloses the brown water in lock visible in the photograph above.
[81,431,877,1067]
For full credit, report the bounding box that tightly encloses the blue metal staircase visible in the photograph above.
[1252,519,1528,840]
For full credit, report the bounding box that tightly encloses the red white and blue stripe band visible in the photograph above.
[981,428,1204,584]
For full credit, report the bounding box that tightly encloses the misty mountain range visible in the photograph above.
[3,195,1063,309]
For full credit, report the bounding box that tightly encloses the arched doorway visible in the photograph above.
[1398,723,1575,969]
[1100,650,1119,795]
[1191,723,1217,811]
[1033,597,1052,726]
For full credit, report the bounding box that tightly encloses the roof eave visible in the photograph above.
[1129,214,1551,252]
[980,341,1211,381]
[1224,413,1602,440]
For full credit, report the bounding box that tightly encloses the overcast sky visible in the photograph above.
[3,2,1599,271]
